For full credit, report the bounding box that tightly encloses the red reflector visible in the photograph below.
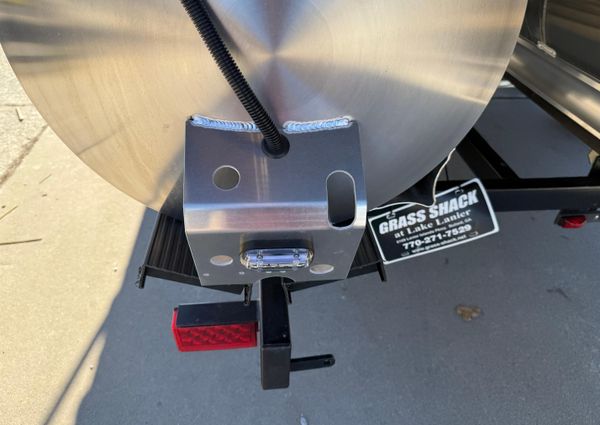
[171,309,257,352]
[558,215,587,229]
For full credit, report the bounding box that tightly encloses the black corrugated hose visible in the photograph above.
[179,0,289,157]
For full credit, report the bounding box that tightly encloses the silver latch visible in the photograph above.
[240,248,313,271]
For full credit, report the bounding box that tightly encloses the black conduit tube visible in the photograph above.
[179,0,289,157]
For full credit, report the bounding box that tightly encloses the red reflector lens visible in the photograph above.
[558,215,587,229]
[171,309,257,352]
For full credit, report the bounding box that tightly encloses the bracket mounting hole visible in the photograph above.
[210,255,234,266]
[310,264,335,275]
[213,166,240,190]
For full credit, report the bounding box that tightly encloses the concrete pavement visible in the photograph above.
[0,118,147,424]
[1,46,147,424]
[0,48,46,185]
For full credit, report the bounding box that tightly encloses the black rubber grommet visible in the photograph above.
[262,135,290,159]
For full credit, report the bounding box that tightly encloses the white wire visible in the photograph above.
[369,148,456,213]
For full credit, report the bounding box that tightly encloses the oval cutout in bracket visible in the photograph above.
[327,171,356,228]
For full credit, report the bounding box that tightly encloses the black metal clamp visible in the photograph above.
[259,277,335,390]
[168,276,335,390]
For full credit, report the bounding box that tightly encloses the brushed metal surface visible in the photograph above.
[0,1,526,215]
[545,0,600,78]
[517,0,600,79]
[509,38,600,141]
[184,119,366,285]
[520,0,546,43]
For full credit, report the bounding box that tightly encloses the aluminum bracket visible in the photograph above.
[183,116,367,286]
